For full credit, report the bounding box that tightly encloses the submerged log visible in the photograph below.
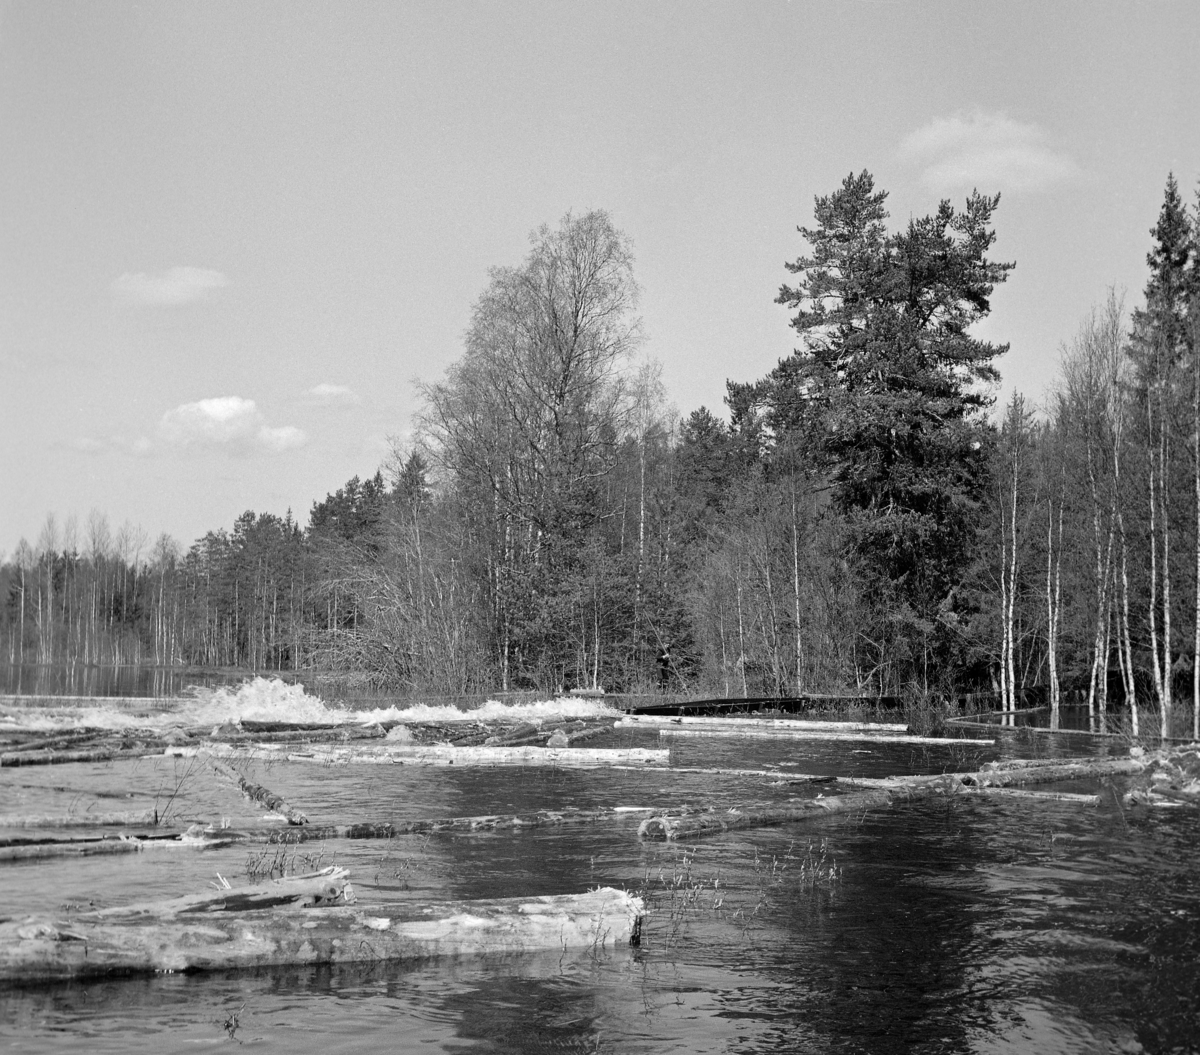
[0,886,643,982]
[638,756,1147,839]
[166,744,669,767]
[208,758,308,825]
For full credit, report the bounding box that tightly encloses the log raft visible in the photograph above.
[0,884,643,983]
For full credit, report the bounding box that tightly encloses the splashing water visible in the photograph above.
[0,676,624,733]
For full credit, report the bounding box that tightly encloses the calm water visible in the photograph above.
[0,663,254,699]
[2,688,1198,1054]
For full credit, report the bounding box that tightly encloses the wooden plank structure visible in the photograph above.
[621,693,904,716]
[615,716,910,733]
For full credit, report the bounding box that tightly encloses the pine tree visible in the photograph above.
[735,171,1013,689]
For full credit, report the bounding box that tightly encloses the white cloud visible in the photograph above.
[304,382,361,406]
[257,425,307,452]
[899,111,1077,193]
[111,266,228,305]
[159,396,307,454]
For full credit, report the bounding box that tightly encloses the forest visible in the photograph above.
[3,171,1199,737]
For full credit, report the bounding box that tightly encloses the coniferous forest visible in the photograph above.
[4,172,1200,734]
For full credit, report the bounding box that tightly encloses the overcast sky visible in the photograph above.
[2,1,1198,557]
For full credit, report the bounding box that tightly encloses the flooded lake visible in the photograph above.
[1,679,1197,1053]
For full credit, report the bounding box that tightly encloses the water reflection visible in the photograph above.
[0,662,252,699]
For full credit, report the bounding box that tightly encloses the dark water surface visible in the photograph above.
[2,705,1198,1052]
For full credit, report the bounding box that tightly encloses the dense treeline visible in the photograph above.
[3,176,1198,733]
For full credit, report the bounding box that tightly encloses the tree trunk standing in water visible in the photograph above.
[997,395,1031,719]
[791,476,805,695]
[1045,470,1064,731]
[1145,370,1172,734]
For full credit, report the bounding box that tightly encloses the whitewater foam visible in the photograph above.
[0,677,624,732]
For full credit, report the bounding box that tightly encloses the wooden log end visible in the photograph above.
[637,816,677,840]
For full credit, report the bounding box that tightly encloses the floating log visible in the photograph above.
[89,866,353,918]
[0,746,157,767]
[653,728,992,746]
[564,723,616,745]
[0,837,146,862]
[0,885,643,982]
[0,809,159,829]
[955,757,1145,788]
[638,756,1147,839]
[0,825,243,863]
[234,804,658,844]
[208,758,308,825]
[166,744,669,767]
[959,787,1100,805]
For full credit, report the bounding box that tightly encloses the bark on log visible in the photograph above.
[166,744,669,767]
[0,886,643,983]
[638,757,1146,839]
[208,758,308,825]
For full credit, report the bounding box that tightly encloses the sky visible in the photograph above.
[2,0,1198,558]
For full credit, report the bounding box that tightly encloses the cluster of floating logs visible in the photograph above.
[0,714,630,769]
[5,705,1200,983]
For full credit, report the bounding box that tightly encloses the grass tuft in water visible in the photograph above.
[243,845,328,883]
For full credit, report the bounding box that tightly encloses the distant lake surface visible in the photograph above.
[1,678,1196,1053]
